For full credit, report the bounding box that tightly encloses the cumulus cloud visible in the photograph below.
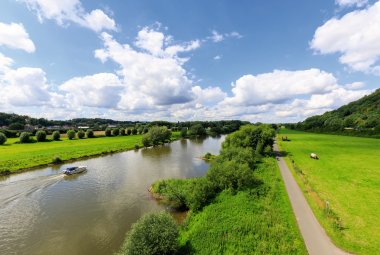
[60,73,123,108]
[223,69,337,106]
[335,0,368,7]
[21,0,116,32]
[311,1,380,74]
[0,22,35,53]
[192,86,227,106]
[208,30,242,43]
[210,30,224,42]
[94,28,200,110]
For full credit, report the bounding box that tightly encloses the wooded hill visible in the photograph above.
[289,88,380,135]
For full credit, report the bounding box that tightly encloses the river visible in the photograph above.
[0,136,225,255]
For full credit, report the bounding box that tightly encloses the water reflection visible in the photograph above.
[0,136,225,255]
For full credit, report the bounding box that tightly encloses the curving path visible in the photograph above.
[273,142,351,255]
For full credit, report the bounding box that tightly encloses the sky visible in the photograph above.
[0,0,379,123]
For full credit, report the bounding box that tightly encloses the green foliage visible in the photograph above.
[188,124,206,137]
[0,132,7,145]
[52,156,63,164]
[143,127,149,134]
[131,128,138,135]
[126,129,132,135]
[77,130,85,139]
[19,132,30,143]
[112,128,120,136]
[180,127,187,138]
[9,122,24,130]
[52,131,60,141]
[134,144,139,149]
[86,129,94,138]
[119,212,179,255]
[142,126,172,147]
[35,130,47,142]
[105,128,112,136]
[120,129,126,136]
[295,88,380,135]
[67,130,76,140]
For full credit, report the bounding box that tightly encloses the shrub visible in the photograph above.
[77,130,85,139]
[36,130,47,142]
[105,128,112,136]
[131,128,138,135]
[120,212,179,255]
[143,127,149,134]
[142,126,172,147]
[134,144,140,149]
[180,127,187,138]
[126,129,132,135]
[67,130,76,140]
[86,129,94,138]
[112,128,120,136]
[0,132,7,145]
[120,129,126,136]
[52,131,60,141]
[52,156,63,164]
[19,132,30,143]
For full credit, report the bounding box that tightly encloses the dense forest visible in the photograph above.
[288,88,380,136]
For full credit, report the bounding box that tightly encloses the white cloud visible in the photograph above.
[210,30,224,42]
[214,55,222,60]
[60,73,123,108]
[0,53,14,72]
[21,0,116,32]
[223,69,337,106]
[192,86,226,106]
[344,81,365,89]
[311,1,380,74]
[0,22,35,53]
[95,29,200,109]
[335,0,368,7]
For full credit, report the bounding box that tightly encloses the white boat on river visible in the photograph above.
[63,166,87,175]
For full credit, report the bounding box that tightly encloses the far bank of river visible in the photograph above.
[0,135,225,255]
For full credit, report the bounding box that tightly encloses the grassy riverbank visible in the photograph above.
[0,132,180,174]
[178,157,307,254]
[278,129,380,255]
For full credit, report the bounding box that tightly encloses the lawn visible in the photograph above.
[0,132,180,173]
[278,129,380,255]
[178,157,307,255]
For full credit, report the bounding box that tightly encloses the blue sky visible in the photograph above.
[0,0,379,122]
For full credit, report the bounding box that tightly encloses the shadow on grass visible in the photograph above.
[178,240,194,255]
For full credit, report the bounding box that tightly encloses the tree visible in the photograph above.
[121,212,179,255]
[9,122,24,130]
[188,124,206,137]
[105,128,112,136]
[67,130,76,140]
[19,132,30,143]
[131,128,138,135]
[52,131,60,141]
[77,130,85,139]
[142,126,172,147]
[112,128,120,136]
[126,129,132,135]
[180,127,187,138]
[86,129,94,138]
[36,130,47,142]
[120,129,126,136]
[0,132,7,145]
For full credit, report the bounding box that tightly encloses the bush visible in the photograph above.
[36,130,47,142]
[19,132,30,143]
[52,156,63,164]
[132,128,138,135]
[126,129,132,135]
[77,130,85,139]
[105,128,112,136]
[112,128,120,136]
[0,132,7,145]
[134,144,140,149]
[180,127,187,138]
[120,212,179,255]
[120,129,126,136]
[67,130,76,140]
[142,126,172,147]
[52,131,60,141]
[86,129,94,138]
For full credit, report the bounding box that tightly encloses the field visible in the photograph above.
[178,157,307,255]
[278,129,380,255]
[0,132,180,173]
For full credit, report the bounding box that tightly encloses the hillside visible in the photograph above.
[291,88,380,134]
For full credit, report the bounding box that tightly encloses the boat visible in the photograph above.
[63,166,87,175]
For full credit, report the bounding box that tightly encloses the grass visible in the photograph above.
[178,157,307,255]
[0,132,180,173]
[278,129,380,255]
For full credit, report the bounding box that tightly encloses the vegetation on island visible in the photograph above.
[278,129,380,254]
[288,88,380,137]
[119,124,306,255]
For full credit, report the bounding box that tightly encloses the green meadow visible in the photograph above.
[178,157,307,255]
[0,132,180,173]
[278,129,380,255]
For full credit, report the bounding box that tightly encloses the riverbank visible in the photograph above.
[0,132,180,175]
[277,129,380,255]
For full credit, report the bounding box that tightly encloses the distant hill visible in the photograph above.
[290,88,380,135]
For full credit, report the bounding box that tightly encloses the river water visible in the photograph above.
[0,136,225,255]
